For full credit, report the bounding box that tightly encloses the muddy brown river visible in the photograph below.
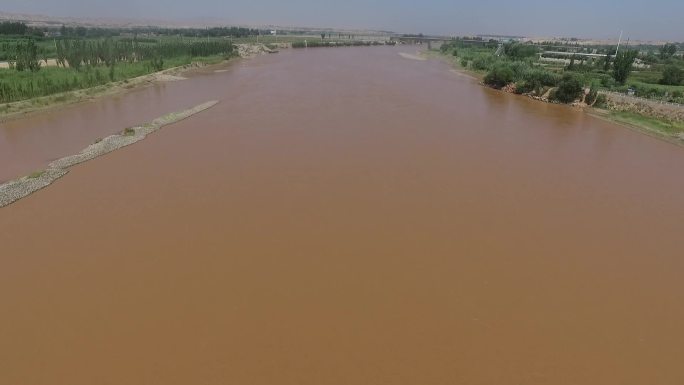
[1,46,684,385]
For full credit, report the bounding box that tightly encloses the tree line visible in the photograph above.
[48,38,234,70]
[57,25,260,38]
[5,37,234,72]
[0,38,235,103]
[441,40,641,103]
[2,21,263,39]
[0,21,44,37]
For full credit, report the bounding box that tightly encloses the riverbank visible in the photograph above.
[0,100,218,208]
[0,43,278,122]
[0,57,228,122]
[589,109,684,144]
[424,50,484,81]
[431,50,684,146]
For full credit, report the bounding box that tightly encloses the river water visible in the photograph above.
[1,46,684,385]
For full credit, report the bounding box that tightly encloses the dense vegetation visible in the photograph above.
[55,26,259,38]
[661,65,683,85]
[612,50,639,84]
[440,38,684,104]
[552,73,584,103]
[483,65,514,88]
[0,21,44,37]
[1,32,235,103]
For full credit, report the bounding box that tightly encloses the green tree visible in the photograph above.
[660,65,684,85]
[40,47,50,67]
[55,39,66,67]
[603,52,612,71]
[484,64,514,89]
[150,55,164,71]
[585,83,599,105]
[14,42,25,71]
[643,51,658,64]
[503,42,538,59]
[659,43,677,60]
[63,40,85,70]
[612,50,638,84]
[14,39,40,72]
[0,21,28,35]
[552,73,584,103]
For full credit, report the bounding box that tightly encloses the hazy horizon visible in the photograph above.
[2,0,683,41]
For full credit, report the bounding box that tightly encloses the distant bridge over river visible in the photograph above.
[391,36,497,50]
[390,35,500,48]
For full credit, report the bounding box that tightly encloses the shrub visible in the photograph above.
[585,84,599,105]
[28,170,45,179]
[472,55,498,71]
[503,42,538,59]
[659,43,678,60]
[598,74,617,88]
[508,61,529,77]
[660,65,683,85]
[484,64,515,89]
[515,80,537,94]
[519,67,560,87]
[631,84,667,98]
[552,73,584,103]
[150,56,164,71]
[593,94,608,108]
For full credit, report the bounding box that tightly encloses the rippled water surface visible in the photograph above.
[1,46,684,385]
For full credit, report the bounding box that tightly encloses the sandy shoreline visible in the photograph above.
[0,100,218,208]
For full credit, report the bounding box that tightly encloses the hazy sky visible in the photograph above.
[3,0,683,40]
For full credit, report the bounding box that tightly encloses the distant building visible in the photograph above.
[477,35,525,43]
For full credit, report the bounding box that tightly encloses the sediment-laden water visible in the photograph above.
[1,46,684,385]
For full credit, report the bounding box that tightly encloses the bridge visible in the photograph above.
[391,36,494,50]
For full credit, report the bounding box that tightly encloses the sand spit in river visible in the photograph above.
[0,100,218,208]
[398,52,426,61]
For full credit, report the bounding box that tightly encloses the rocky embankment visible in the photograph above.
[235,43,278,58]
[498,82,684,122]
[602,93,684,122]
[0,101,218,208]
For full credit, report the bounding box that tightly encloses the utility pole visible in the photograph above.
[615,30,623,56]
